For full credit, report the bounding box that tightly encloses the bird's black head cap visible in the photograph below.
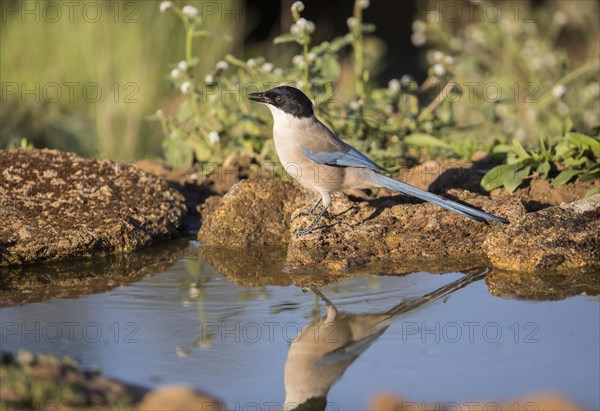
[248,86,313,118]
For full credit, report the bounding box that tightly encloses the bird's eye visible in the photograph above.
[275,96,283,103]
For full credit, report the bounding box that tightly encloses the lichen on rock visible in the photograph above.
[0,149,187,266]
[483,194,600,272]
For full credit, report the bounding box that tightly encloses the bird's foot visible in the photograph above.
[292,225,325,237]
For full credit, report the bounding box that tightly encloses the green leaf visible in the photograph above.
[539,134,550,152]
[537,160,551,179]
[511,139,531,160]
[503,165,530,192]
[314,54,341,82]
[176,99,193,122]
[404,133,451,149]
[193,30,232,41]
[491,144,513,154]
[361,23,376,34]
[481,164,515,191]
[162,137,193,168]
[562,156,588,167]
[585,186,600,197]
[273,34,300,45]
[193,139,215,162]
[328,36,352,52]
[566,132,600,153]
[552,169,583,186]
[562,117,573,136]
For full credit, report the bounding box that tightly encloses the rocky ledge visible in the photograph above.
[0,149,187,266]
[199,178,600,274]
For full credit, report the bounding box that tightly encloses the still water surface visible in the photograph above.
[2,241,599,409]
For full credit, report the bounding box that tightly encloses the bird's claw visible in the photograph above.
[292,225,325,237]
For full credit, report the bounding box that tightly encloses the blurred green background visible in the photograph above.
[1,0,598,163]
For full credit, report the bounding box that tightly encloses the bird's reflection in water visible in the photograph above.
[283,269,488,411]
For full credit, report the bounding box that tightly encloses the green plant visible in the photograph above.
[155,0,600,202]
[155,0,461,171]
[481,119,599,193]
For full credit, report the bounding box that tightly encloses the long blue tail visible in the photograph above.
[369,173,509,223]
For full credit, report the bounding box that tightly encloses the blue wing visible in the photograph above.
[302,146,388,173]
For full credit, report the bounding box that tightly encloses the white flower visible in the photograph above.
[347,17,358,29]
[291,1,305,14]
[208,131,220,145]
[588,82,599,98]
[552,84,566,98]
[411,31,426,46]
[180,81,193,94]
[189,285,199,298]
[388,79,400,94]
[182,5,199,17]
[357,0,370,9]
[204,73,214,83]
[261,62,274,72]
[427,50,444,64]
[292,54,305,67]
[178,60,188,71]
[443,55,455,66]
[290,23,303,36]
[553,10,568,26]
[349,100,361,111]
[155,109,164,117]
[246,58,257,68]
[306,52,317,63]
[291,18,315,35]
[412,20,426,32]
[273,68,283,76]
[170,68,181,78]
[299,18,315,34]
[432,64,446,77]
[159,1,173,12]
[216,60,229,71]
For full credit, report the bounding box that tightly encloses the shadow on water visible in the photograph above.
[0,238,190,307]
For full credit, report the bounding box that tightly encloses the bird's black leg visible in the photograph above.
[311,286,338,321]
[307,197,322,214]
[293,204,328,236]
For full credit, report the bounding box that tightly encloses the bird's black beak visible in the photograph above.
[248,92,269,104]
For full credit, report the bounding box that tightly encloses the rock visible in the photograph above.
[198,178,309,247]
[286,191,522,271]
[139,386,223,411]
[0,149,187,266]
[368,392,584,411]
[483,195,600,272]
[1,350,147,406]
[494,177,598,211]
[1,351,223,410]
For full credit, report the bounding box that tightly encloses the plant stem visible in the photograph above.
[303,41,311,97]
[353,3,364,99]
[417,81,456,123]
[538,59,600,108]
